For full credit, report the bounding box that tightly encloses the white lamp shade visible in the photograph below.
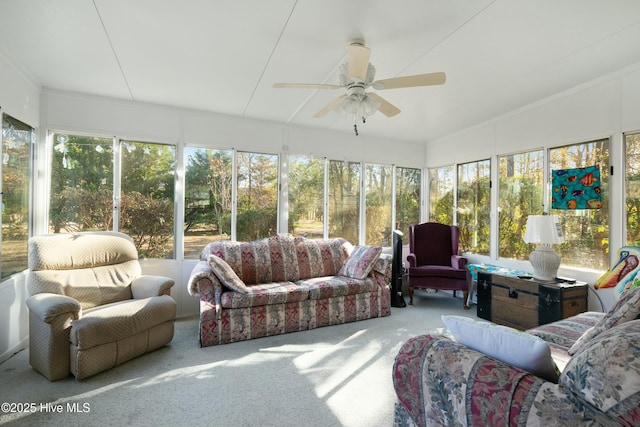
[523,215,564,245]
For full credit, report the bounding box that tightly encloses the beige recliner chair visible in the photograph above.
[26,231,176,381]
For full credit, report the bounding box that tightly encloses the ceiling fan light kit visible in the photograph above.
[273,40,446,135]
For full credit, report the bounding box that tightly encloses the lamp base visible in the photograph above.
[529,245,560,282]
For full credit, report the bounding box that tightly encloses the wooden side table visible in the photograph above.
[477,272,588,330]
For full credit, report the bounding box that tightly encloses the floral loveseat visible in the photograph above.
[188,234,391,347]
[392,285,640,426]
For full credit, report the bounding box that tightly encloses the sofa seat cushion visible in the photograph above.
[220,282,310,309]
[297,276,378,300]
[527,311,604,371]
[70,295,176,350]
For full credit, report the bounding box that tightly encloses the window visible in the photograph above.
[365,163,392,246]
[395,166,421,239]
[626,132,640,246]
[457,159,491,254]
[498,150,544,260]
[49,132,114,233]
[236,151,278,241]
[184,147,233,258]
[549,139,609,270]
[429,165,454,225]
[328,160,360,244]
[288,155,324,239]
[1,114,32,280]
[120,140,176,259]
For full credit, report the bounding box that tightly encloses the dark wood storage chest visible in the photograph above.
[477,272,588,330]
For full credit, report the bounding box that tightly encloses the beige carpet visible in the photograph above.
[0,291,474,427]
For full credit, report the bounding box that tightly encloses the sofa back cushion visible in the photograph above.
[202,234,300,285]
[27,231,141,310]
[295,237,350,280]
[201,235,351,285]
[560,319,640,426]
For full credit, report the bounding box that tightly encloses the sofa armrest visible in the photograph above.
[187,260,219,297]
[187,260,224,319]
[393,334,547,427]
[26,293,81,323]
[451,254,468,269]
[131,275,175,298]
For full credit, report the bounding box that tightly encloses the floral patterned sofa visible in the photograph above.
[392,285,640,426]
[188,234,391,347]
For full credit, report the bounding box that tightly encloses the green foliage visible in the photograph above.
[120,192,174,258]
[236,152,278,238]
[498,176,543,260]
[50,135,113,233]
[395,167,421,236]
[457,170,491,254]
[328,160,360,244]
[184,149,233,234]
[121,141,175,200]
[236,209,277,241]
[288,156,324,237]
[50,187,113,232]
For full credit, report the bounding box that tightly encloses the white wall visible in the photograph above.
[0,52,40,363]
[42,89,425,167]
[425,62,640,311]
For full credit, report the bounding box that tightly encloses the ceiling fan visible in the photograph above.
[273,39,446,134]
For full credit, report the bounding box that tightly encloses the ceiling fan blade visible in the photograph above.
[372,72,446,90]
[367,93,401,117]
[347,42,371,81]
[273,83,341,89]
[313,95,346,118]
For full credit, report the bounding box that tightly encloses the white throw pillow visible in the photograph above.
[441,315,560,382]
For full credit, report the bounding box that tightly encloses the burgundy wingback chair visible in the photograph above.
[406,222,470,309]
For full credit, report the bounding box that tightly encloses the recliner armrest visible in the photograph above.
[26,293,81,323]
[131,275,175,298]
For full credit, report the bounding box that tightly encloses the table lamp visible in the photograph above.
[523,214,565,281]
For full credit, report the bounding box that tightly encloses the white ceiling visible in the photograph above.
[2,0,640,143]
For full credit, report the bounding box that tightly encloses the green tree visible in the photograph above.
[119,141,176,258]
[288,156,324,237]
[236,152,278,241]
[457,160,491,254]
[49,134,113,232]
[395,167,421,238]
[184,149,232,235]
[328,160,359,244]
